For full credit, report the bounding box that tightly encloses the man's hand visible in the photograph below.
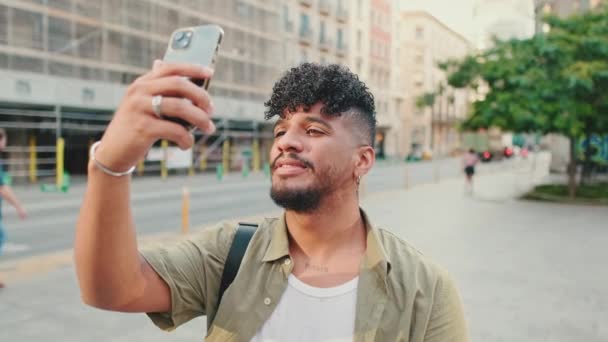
[93,60,216,172]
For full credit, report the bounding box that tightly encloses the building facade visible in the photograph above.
[282,0,350,68]
[398,11,472,158]
[367,0,400,159]
[3,0,474,182]
[282,0,402,159]
[542,0,604,17]
[0,0,284,180]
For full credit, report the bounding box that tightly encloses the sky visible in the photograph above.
[400,0,536,48]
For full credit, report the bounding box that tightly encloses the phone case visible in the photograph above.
[162,25,223,130]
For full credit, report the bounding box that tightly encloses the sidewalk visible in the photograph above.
[2,160,607,341]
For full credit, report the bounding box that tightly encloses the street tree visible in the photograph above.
[437,5,608,197]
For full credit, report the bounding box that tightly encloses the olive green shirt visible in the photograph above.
[141,211,468,341]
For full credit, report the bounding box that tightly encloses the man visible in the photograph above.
[0,128,27,288]
[75,62,468,341]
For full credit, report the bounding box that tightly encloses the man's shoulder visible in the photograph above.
[375,227,450,288]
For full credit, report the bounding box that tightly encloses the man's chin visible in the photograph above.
[269,186,323,213]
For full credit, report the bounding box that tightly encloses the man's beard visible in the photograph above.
[270,184,327,213]
[269,153,335,213]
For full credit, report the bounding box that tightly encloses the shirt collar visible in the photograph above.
[262,209,393,277]
[262,214,290,262]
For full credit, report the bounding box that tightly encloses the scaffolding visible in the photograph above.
[0,0,282,100]
[0,0,285,181]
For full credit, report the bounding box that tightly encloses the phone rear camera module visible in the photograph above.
[172,30,192,49]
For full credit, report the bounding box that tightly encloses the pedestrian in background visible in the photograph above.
[463,148,479,195]
[0,128,27,288]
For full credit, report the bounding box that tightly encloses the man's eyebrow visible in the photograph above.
[304,117,333,130]
[273,118,285,131]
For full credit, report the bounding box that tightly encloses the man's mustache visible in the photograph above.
[271,153,315,171]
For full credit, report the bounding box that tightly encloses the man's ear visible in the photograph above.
[354,145,375,178]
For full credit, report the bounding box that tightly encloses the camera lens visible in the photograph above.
[172,31,191,49]
[174,31,186,41]
[179,38,189,48]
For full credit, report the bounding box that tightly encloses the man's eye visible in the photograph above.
[306,129,324,136]
[274,131,285,138]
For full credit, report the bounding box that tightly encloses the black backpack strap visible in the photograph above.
[217,222,258,307]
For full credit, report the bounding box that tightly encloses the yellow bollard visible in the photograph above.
[252,138,260,173]
[161,139,168,180]
[222,139,230,175]
[56,138,64,188]
[199,144,207,171]
[137,159,145,177]
[29,136,37,184]
[181,187,189,234]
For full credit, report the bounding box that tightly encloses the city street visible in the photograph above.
[2,154,607,341]
[1,158,466,261]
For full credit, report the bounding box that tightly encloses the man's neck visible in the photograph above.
[285,196,367,287]
[285,196,366,260]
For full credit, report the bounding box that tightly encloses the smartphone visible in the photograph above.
[162,24,224,130]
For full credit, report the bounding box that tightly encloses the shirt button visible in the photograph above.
[264,297,272,306]
[284,259,291,265]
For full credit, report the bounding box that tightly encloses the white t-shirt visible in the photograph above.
[251,274,359,342]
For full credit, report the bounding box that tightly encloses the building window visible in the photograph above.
[125,1,151,31]
[49,62,74,77]
[82,88,96,103]
[0,5,8,45]
[15,79,31,96]
[76,24,102,60]
[415,26,424,39]
[320,20,326,42]
[300,13,310,35]
[12,9,44,50]
[237,2,249,17]
[11,56,44,73]
[48,17,73,55]
[283,5,293,31]
[80,67,105,81]
[0,53,7,69]
[48,0,72,11]
[337,28,344,48]
[74,0,102,19]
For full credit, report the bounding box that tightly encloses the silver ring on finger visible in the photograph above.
[151,95,163,118]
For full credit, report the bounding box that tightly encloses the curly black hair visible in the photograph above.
[264,63,376,146]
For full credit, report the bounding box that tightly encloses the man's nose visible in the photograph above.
[276,129,304,153]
